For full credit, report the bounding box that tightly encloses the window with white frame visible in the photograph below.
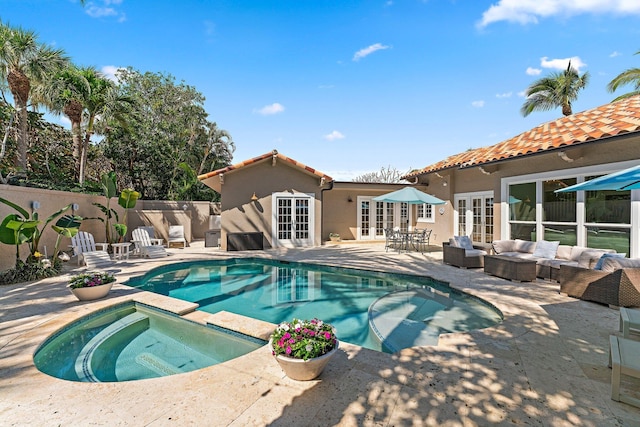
[417,203,434,223]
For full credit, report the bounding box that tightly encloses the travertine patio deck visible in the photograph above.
[1,241,639,426]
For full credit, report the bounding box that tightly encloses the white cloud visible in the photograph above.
[478,0,640,28]
[526,67,542,76]
[255,103,285,116]
[324,130,345,141]
[353,43,390,61]
[471,100,485,108]
[101,65,123,82]
[496,92,512,98]
[610,51,622,58]
[85,1,126,22]
[540,56,587,71]
[517,90,527,97]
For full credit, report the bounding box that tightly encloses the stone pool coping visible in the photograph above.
[1,242,639,426]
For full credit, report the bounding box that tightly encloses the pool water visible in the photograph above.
[128,259,502,352]
[34,302,264,382]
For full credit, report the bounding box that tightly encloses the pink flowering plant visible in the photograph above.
[270,318,338,361]
[68,271,116,289]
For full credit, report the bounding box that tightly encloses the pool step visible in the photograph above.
[75,312,149,382]
[368,288,452,353]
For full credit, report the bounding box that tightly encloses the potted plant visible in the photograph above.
[269,318,339,381]
[329,233,340,242]
[68,271,116,301]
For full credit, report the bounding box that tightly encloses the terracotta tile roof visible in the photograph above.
[197,149,333,182]
[404,96,640,178]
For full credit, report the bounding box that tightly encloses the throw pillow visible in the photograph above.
[532,240,560,259]
[456,235,474,250]
[449,237,459,248]
[514,239,536,254]
[594,253,626,271]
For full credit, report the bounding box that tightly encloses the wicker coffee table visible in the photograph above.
[484,255,537,282]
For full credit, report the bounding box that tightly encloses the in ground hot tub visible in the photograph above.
[34,302,265,382]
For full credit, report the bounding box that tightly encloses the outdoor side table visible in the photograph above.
[111,243,132,261]
[484,255,537,282]
[619,307,640,338]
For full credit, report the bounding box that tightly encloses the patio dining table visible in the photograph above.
[395,230,428,253]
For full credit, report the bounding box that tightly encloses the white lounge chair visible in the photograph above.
[71,231,109,266]
[168,225,187,248]
[131,228,167,258]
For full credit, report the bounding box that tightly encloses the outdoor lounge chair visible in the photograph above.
[442,236,487,268]
[71,231,109,266]
[131,228,167,258]
[168,225,187,248]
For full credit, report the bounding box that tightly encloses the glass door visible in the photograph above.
[455,192,494,244]
[272,193,314,247]
[357,197,410,239]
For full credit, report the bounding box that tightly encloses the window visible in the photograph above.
[417,203,434,223]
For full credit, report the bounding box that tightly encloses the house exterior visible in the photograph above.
[197,150,444,250]
[199,97,640,257]
[403,95,640,258]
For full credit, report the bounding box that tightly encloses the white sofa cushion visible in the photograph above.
[492,240,515,254]
[465,249,487,257]
[600,257,640,273]
[578,249,615,269]
[514,239,536,254]
[532,240,560,259]
[556,245,572,260]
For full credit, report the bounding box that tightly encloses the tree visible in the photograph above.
[520,61,589,117]
[34,64,91,181]
[100,68,233,200]
[607,50,640,102]
[353,165,410,183]
[0,21,68,171]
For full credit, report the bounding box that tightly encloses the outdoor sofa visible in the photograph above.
[560,258,640,307]
[491,239,617,281]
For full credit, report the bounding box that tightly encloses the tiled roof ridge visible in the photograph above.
[404,95,640,178]
[197,149,334,182]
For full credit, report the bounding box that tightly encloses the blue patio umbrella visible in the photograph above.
[555,165,640,193]
[373,187,445,205]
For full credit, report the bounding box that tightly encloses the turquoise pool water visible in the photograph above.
[34,302,264,382]
[127,259,502,352]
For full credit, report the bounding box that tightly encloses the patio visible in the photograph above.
[1,242,639,426]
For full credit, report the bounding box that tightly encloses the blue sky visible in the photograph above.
[4,1,640,180]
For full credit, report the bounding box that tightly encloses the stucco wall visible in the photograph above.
[0,185,123,272]
[219,160,325,250]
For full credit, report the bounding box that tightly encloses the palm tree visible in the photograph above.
[0,21,68,171]
[34,64,92,181]
[607,50,640,102]
[521,61,590,117]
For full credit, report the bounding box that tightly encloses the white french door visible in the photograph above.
[272,193,314,247]
[357,197,411,240]
[454,192,494,244]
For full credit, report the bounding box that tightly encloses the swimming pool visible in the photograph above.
[33,302,265,382]
[127,258,502,352]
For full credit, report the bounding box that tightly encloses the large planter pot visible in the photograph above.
[270,341,339,381]
[69,283,114,301]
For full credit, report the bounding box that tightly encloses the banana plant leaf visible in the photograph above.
[0,215,37,245]
[118,188,140,210]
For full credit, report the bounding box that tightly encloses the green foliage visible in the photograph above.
[607,50,640,102]
[51,214,82,262]
[0,261,59,285]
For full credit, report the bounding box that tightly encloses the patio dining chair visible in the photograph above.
[412,229,432,253]
[384,228,402,252]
